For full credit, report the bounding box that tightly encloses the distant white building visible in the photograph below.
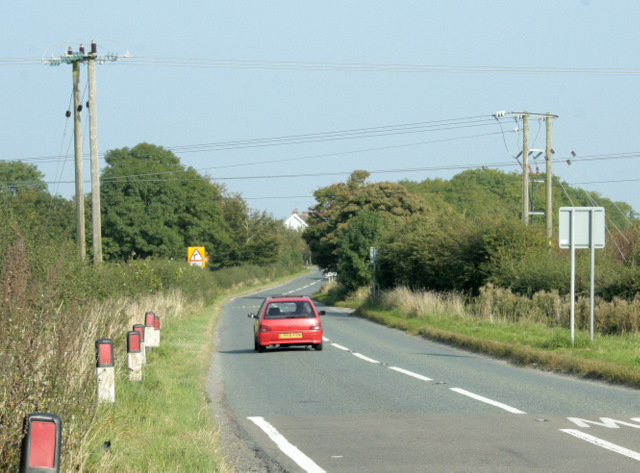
[284,209,308,231]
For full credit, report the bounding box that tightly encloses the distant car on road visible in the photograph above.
[248,296,325,352]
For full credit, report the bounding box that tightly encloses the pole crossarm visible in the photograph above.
[44,52,122,66]
[509,111,559,119]
[42,40,128,66]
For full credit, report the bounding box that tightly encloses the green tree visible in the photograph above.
[100,143,233,263]
[303,170,427,273]
[0,161,75,247]
[221,198,281,265]
[336,210,384,292]
[0,161,47,196]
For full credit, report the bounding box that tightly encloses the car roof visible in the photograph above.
[265,295,312,302]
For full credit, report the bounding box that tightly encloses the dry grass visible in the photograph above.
[379,286,466,319]
[359,285,640,387]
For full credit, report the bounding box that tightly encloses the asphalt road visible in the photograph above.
[210,271,640,472]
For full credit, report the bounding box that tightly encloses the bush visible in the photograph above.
[0,230,303,471]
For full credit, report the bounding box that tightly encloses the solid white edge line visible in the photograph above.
[331,343,351,351]
[389,366,433,382]
[450,387,526,414]
[560,429,640,461]
[248,417,326,473]
[353,353,380,364]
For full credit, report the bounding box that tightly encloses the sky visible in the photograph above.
[2,1,640,221]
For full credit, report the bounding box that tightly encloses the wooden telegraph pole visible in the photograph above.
[87,41,102,264]
[44,40,126,264]
[522,114,529,224]
[545,116,553,240]
[506,112,557,228]
[72,51,86,261]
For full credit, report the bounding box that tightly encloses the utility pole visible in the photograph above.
[72,49,86,261]
[87,41,102,264]
[522,114,529,224]
[44,40,126,264]
[545,116,553,240]
[501,111,558,228]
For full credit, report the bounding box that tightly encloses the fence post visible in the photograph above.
[127,331,143,381]
[20,413,62,473]
[96,339,115,403]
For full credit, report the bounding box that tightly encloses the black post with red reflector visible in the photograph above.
[144,311,156,351]
[20,413,62,473]
[96,338,113,368]
[127,331,143,381]
[127,331,141,353]
[95,339,115,402]
[133,324,146,363]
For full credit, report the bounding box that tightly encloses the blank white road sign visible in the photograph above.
[558,207,605,249]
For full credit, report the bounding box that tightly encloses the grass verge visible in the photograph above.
[80,270,308,472]
[357,306,640,388]
[316,283,640,389]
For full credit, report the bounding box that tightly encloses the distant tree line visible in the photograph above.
[303,169,640,299]
[0,143,309,269]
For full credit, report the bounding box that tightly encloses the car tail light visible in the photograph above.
[259,324,272,332]
[309,323,322,331]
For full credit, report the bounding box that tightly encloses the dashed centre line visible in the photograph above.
[352,353,380,364]
[324,337,526,415]
[449,387,526,414]
[389,366,433,382]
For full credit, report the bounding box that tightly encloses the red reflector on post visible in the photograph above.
[29,422,56,467]
[96,339,113,367]
[127,331,141,353]
[145,311,155,326]
[133,324,144,342]
[20,413,62,472]
[153,315,160,330]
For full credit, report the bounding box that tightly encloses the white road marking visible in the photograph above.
[567,417,640,429]
[389,366,433,382]
[560,429,640,461]
[353,353,380,364]
[331,343,351,351]
[450,387,526,414]
[248,416,326,473]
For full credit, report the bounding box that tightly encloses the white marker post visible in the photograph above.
[127,331,142,381]
[144,312,156,352]
[133,324,146,364]
[153,315,160,347]
[96,339,115,403]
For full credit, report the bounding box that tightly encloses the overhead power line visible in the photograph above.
[3,56,640,75]
[0,115,504,164]
[117,57,640,75]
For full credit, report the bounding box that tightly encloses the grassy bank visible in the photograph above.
[316,284,640,388]
[80,271,306,472]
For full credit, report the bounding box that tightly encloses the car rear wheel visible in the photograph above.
[313,341,323,351]
[255,338,265,352]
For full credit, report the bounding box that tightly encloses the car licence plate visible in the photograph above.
[279,333,303,339]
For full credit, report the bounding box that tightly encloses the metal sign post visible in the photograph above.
[559,207,605,343]
[370,247,378,295]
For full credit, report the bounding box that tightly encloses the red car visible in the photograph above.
[248,296,325,352]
